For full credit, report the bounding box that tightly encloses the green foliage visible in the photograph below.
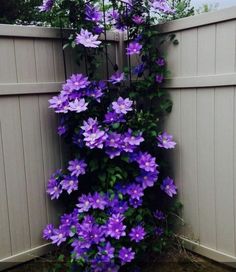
[160,0,195,22]
[196,3,219,14]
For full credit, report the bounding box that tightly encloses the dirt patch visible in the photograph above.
[5,250,236,272]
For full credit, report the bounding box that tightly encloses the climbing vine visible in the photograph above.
[41,0,180,270]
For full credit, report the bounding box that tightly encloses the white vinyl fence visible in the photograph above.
[0,25,121,270]
[1,5,236,269]
[162,6,236,265]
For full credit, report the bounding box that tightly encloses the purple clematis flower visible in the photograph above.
[135,171,158,189]
[68,98,88,113]
[156,57,166,67]
[98,242,115,262]
[126,42,142,55]
[47,177,62,200]
[126,183,144,200]
[161,177,177,197]
[57,125,67,136]
[39,0,54,12]
[50,228,67,246]
[106,214,126,239]
[76,194,92,212]
[132,15,144,24]
[112,97,133,114]
[86,88,104,102]
[155,227,164,236]
[85,4,102,23]
[68,159,87,177]
[43,224,54,240]
[61,175,78,194]
[151,0,175,14]
[109,71,125,84]
[104,111,125,124]
[129,198,143,208]
[90,192,107,210]
[65,73,90,91]
[157,132,176,149]
[119,247,135,264]
[129,226,146,242]
[154,210,166,220]
[49,94,68,113]
[82,127,108,149]
[156,74,164,84]
[136,152,158,173]
[75,29,102,48]
[133,63,145,76]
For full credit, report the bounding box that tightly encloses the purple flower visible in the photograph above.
[47,177,62,200]
[126,184,144,200]
[61,175,78,194]
[155,227,164,236]
[129,226,146,242]
[82,127,108,149]
[123,129,144,147]
[129,198,143,208]
[112,97,133,114]
[90,192,107,210]
[132,15,144,24]
[81,117,99,132]
[75,29,102,48]
[72,131,84,148]
[105,133,122,157]
[86,88,104,102]
[43,224,54,240]
[77,194,92,212]
[50,228,67,246]
[49,94,68,113]
[110,199,129,214]
[104,111,125,124]
[151,0,174,14]
[39,0,54,12]
[85,4,102,23]
[156,57,165,67]
[98,242,115,262]
[154,210,166,220]
[105,147,122,159]
[106,10,119,23]
[106,214,126,239]
[126,42,142,55]
[68,98,88,113]
[68,159,87,177]
[156,74,164,84]
[106,132,122,148]
[133,63,145,76]
[109,71,125,84]
[157,132,176,149]
[57,125,67,136]
[65,73,90,91]
[136,152,158,173]
[136,171,158,189]
[161,177,177,197]
[119,247,135,264]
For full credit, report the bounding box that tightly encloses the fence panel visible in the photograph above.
[162,6,236,264]
[0,25,120,270]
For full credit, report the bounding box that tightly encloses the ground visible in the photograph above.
[4,250,236,272]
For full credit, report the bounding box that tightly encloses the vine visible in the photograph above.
[40,0,181,270]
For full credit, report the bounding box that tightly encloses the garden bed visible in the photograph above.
[6,250,235,272]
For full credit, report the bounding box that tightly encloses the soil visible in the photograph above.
[4,249,236,272]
